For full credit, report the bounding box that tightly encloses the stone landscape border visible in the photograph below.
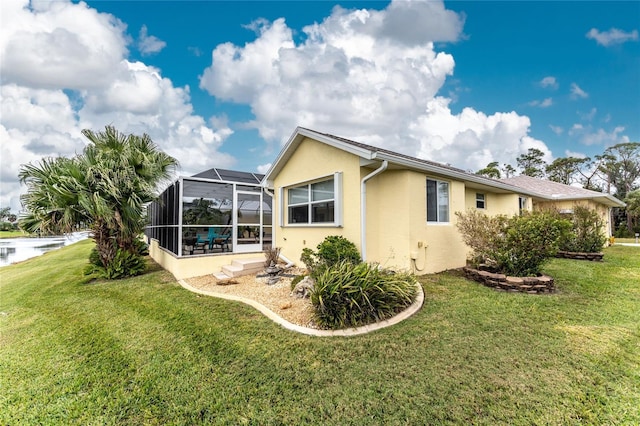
[556,251,604,261]
[178,279,424,337]
[463,267,555,294]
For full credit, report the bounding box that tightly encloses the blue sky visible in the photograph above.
[1,0,638,211]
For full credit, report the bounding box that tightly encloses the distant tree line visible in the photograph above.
[476,142,640,236]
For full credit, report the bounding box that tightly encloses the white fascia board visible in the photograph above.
[261,128,304,187]
[296,128,376,160]
[550,194,626,207]
[262,127,375,188]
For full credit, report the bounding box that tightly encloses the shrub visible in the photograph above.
[498,212,571,276]
[456,210,571,276]
[316,236,361,265]
[85,248,146,279]
[85,239,148,279]
[300,235,361,278]
[558,206,607,253]
[310,261,418,329]
[454,210,508,267]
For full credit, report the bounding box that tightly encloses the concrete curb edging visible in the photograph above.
[178,279,424,337]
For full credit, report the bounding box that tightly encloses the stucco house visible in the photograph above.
[146,126,624,279]
[262,127,624,275]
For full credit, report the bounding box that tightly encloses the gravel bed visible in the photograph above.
[186,268,318,328]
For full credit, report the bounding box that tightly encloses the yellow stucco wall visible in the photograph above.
[464,189,522,216]
[365,169,412,269]
[365,170,468,274]
[273,137,363,265]
[148,239,264,280]
[533,199,612,237]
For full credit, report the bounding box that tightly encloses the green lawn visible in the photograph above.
[0,230,27,238]
[1,240,639,425]
[614,237,639,244]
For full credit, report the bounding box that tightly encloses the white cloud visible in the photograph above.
[578,107,597,122]
[564,150,588,159]
[138,25,166,55]
[539,76,558,89]
[586,28,639,47]
[570,83,588,99]
[257,163,272,174]
[569,124,630,146]
[0,0,235,212]
[200,0,548,173]
[529,98,553,108]
[0,0,128,90]
[549,125,563,135]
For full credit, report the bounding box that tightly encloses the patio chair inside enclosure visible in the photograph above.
[193,229,214,253]
[209,228,232,252]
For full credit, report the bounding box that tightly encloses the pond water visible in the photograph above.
[0,232,90,267]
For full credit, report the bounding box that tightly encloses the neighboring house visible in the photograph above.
[262,127,625,276]
[146,126,625,279]
[500,175,623,238]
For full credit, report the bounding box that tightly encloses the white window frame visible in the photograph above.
[426,178,450,223]
[476,193,486,209]
[519,196,528,214]
[281,172,343,227]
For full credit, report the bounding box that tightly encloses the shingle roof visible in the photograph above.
[307,128,517,189]
[501,175,625,207]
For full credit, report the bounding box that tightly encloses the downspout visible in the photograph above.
[361,160,388,262]
[263,186,294,268]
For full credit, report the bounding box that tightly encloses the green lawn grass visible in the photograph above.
[0,230,27,238]
[614,237,639,244]
[1,240,639,425]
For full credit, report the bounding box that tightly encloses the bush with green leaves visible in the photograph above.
[85,238,148,279]
[300,235,361,278]
[557,206,607,253]
[454,210,509,267]
[310,261,418,329]
[456,210,572,276]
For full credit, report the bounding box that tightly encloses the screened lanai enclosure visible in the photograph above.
[145,168,272,257]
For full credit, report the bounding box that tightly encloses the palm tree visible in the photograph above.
[19,126,178,277]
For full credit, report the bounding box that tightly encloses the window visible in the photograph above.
[519,196,527,214]
[287,178,335,224]
[427,179,449,222]
[476,193,486,209]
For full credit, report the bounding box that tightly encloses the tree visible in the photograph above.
[575,155,608,192]
[0,207,18,231]
[599,142,640,234]
[545,157,589,185]
[476,161,501,179]
[19,126,178,278]
[0,207,16,222]
[624,189,640,233]
[599,142,640,200]
[502,164,516,178]
[516,148,547,178]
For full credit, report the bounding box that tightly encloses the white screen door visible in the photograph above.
[234,191,262,252]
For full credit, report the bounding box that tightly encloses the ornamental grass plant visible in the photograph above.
[310,260,418,329]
